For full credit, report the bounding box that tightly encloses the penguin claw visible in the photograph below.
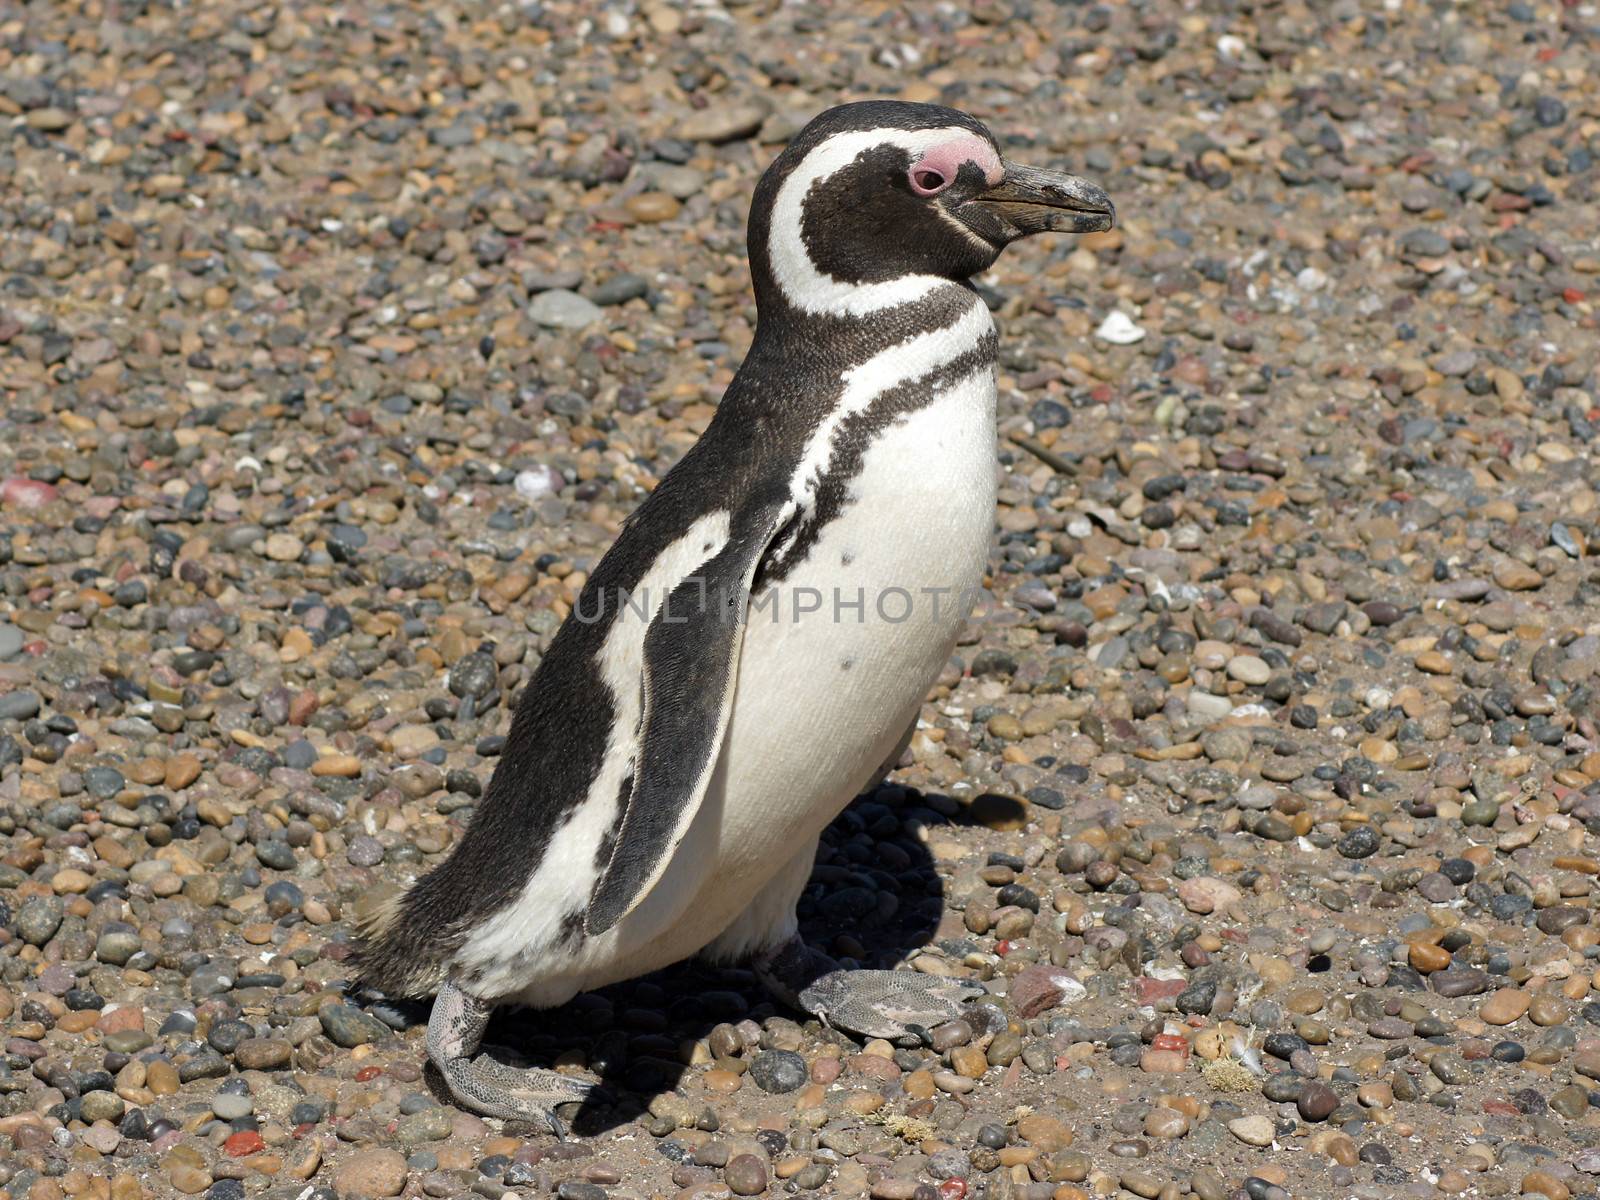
[798,969,986,1042]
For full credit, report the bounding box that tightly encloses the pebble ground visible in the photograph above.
[2,1,1600,1199]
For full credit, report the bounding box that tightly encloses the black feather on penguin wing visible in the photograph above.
[585,486,795,935]
[349,429,783,998]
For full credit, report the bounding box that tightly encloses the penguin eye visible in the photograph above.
[909,167,949,196]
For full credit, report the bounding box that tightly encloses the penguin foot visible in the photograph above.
[798,969,987,1042]
[435,1051,601,1135]
[426,981,603,1135]
[753,936,985,1043]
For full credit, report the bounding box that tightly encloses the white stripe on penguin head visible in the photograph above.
[768,127,1001,318]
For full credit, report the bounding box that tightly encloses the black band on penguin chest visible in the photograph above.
[759,327,997,588]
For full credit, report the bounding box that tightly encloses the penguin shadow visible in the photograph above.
[403,782,955,1137]
[944,792,1027,831]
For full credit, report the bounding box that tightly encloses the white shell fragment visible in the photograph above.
[1095,310,1147,344]
[514,466,564,501]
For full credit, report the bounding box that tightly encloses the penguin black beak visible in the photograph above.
[972,160,1116,238]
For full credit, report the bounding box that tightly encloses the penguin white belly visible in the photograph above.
[623,362,999,967]
[476,364,996,1007]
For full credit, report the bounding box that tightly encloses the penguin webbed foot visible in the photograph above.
[753,936,985,1043]
[434,1049,601,1137]
[426,981,603,1136]
[799,969,986,1043]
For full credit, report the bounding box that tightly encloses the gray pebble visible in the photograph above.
[82,766,125,798]
[397,1106,455,1141]
[529,289,605,330]
[211,1092,253,1120]
[0,689,41,720]
[589,274,650,306]
[319,1004,389,1048]
[16,895,64,945]
[747,1049,807,1093]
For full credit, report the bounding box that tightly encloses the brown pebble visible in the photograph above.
[950,1045,988,1079]
[146,1060,179,1096]
[1144,1108,1189,1140]
[1526,994,1568,1026]
[1140,1048,1188,1074]
[333,1149,408,1198]
[1410,942,1451,973]
[626,193,682,223]
[163,752,201,790]
[724,1154,767,1196]
[1521,1171,1570,1200]
[1480,988,1531,1025]
[1017,1114,1073,1151]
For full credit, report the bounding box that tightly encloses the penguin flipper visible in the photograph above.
[585,490,795,936]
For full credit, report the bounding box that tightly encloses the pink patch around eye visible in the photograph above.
[908,133,1003,196]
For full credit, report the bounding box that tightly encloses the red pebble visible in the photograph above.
[1133,977,1186,1005]
[939,1179,968,1200]
[354,1065,384,1082]
[1564,287,1586,304]
[1152,1033,1190,1055]
[1,478,58,510]
[224,1131,265,1157]
[994,940,1013,957]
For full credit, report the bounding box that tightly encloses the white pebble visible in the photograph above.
[528,289,604,330]
[1226,654,1271,685]
[1094,310,1146,344]
[515,466,564,501]
[1186,692,1234,722]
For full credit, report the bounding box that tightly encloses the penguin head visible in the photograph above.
[749,100,1114,315]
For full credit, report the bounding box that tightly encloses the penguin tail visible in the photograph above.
[349,878,450,999]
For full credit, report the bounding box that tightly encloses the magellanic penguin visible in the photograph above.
[355,100,1114,1129]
